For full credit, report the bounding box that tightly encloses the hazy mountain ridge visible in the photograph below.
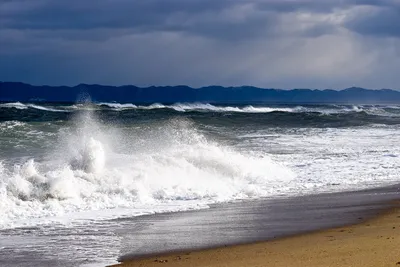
[1,82,400,104]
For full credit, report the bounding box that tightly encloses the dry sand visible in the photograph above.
[112,201,400,267]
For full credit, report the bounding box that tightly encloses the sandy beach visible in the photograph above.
[113,200,400,267]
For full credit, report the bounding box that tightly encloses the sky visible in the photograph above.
[1,0,400,89]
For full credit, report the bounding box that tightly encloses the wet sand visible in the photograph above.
[113,201,400,267]
[112,185,400,267]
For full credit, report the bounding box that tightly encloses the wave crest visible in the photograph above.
[0,112,295,228]
[0,102,66,112]
[98,102,295,113]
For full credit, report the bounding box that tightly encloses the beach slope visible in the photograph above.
[113,203,400,267]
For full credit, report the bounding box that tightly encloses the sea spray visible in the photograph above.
[67,111,107,175]
[1,102,400,231]
[0,105,296,229]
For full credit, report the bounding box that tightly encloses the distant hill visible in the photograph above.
[1,82,400,104]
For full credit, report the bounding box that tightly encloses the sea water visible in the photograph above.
[1,102,400,266]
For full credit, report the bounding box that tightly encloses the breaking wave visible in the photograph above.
[0,102,66,112]
[0,111,295,229]
[98,102,296,113]
[3,101,400,117]
[95,102,400,116]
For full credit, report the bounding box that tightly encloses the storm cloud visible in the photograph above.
[1,0,400,89]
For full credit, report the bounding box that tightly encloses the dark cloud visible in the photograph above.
[0,0,228,30]
[345,5,400,37]
[0,0,342,39]
[1,0,400,88]
[1,0,398,38]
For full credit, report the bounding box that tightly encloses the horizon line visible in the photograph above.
[1,81,398,91]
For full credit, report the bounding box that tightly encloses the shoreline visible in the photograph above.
[112,199,400,267]
[110,185,399,266]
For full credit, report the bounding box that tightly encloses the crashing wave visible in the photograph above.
[97,102,295,113]
[0,102,66,112]
[0,113,295,229]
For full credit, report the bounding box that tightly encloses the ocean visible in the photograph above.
[1,102,400,266]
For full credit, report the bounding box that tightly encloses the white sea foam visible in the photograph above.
[3,101,400,116]
[96,102,400,116]
[0,112,295,229]
[0,121,27,130]
[28,104,66,112]
[98,103,137,109]
[0,102,66,112]
[0,102,28,109]
[97,102,295,113]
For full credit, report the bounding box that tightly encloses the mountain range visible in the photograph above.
[1,82,400,104]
